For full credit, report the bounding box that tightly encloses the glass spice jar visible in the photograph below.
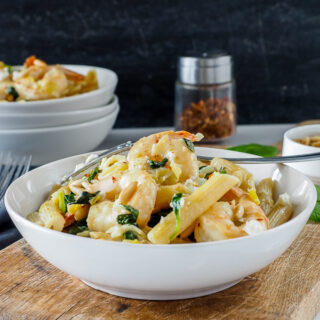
[174,53,237,142]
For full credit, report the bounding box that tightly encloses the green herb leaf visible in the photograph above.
[227,144,278,158]
[123,230,138,240]
[58,191,67,214]
[316,185,320,202]
[204,172,213,179]
[310,202,320,222]
[6,86,19,101]
[87,166,99,183]
[64,192,76,205]
[68,220,88,235]
[310,185,320,222]
[117,204,139,226]
[148,208,171,227]
[66,191,99,205]
[199,165,207,170]
[183,138,195,152]
[170,193,183,240]
[219,167,227,174]
[147,158,168,169]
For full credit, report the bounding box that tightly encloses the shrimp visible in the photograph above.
[115,169,158,227]
[194,190,268,242]
[87,169,157,232]
[127,131,200,183]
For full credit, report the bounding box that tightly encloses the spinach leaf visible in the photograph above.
[64,192,76,205]
[147,158,168,169]
[219,167,227,174]
[227,144,278,158]
[310,202,320,222]
[123,230,138,240]
[58,191,67,214]
[87,166,99,183]
[309,185,320,222]
[117,204,139,226]
[148,208,171,227]
[68,219,88,234]
[65,191,99,205]
[183,138,195,152]
[4,64,12,73]
[170,193,183,240]
[6,86,19,101]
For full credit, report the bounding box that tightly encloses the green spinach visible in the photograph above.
[170,193,183,240]
[147,158,168,169]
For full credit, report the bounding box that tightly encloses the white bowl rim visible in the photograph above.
[4,147,317,249]
[0,64,118,107]
[0,95,118,118]
[284,124,320,152]
[0,103,119,134]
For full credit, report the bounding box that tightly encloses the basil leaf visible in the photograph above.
[316,185,320,202]
[87,166,99,183]
[170,193,183,240]
[310,202,320,222]
[123,230,138,240]
[117,204,139,225]
[147,158,168,169]
[227,144,278,158]
[183,138,195,152]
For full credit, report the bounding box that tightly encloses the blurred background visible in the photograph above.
[1,0,319,127]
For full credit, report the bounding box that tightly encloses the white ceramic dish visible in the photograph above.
[4,147,316,300]
[0,104,119,165]
[0,65,117,112]
[0,95,118,129]
[283,124,320,184]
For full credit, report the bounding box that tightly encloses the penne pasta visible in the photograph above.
[256,178,274,215]
[37,200,65,231]
[268,193,293,228]
[147,173,240,244]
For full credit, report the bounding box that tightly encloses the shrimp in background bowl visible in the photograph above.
[27,130,294,244]
[0,56,98,102]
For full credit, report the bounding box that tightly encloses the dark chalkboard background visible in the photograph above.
[1,0,319,127]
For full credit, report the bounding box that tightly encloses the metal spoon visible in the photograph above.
[60,141,320,184]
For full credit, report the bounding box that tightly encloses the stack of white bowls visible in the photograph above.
[0,65,119,165]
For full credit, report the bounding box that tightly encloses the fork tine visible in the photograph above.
[0,153,13,190]
[0,154,32,200]
[0,155,19,199]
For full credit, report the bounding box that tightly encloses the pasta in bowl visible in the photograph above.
[27,131,293,244]
[4,131,317,300]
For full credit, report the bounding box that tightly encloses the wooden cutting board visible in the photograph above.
[0,224,319,320]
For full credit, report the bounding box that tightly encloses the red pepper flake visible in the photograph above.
[112,176,116,183]
[84,173,89,177]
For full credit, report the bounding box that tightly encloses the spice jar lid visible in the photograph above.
[178,53,232,85]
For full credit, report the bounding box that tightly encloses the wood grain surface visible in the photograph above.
[0,224,319,320]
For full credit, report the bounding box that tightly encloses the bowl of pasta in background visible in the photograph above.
[4,147,316,300]
[283,124,320,184]
[0,65,118,112]
[0,95,118,129]
[0,103,119,165]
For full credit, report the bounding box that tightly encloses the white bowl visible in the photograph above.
[0,65,117,112]
[283,124,320,184]
[0,95,118,129]
[0,104,119,165]
[4,147,316,300]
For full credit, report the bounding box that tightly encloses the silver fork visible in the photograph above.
[0,153,32,201]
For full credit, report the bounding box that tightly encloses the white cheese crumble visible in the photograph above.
[243,220,266,236]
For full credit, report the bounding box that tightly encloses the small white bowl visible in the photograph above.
[4,147,316,300]
[283,124,320,184]
[0,104,119,165]
[0,95,118,129]
[0,65,118,112]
